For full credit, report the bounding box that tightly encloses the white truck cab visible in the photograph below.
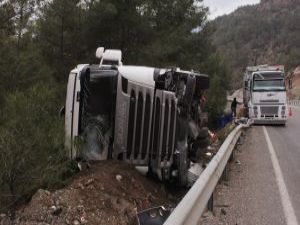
[64,48,210,186]
[243,65,287,125]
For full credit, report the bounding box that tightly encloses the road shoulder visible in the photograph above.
[200,126,285,225]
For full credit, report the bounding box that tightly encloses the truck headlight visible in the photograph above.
[281,106,286,116]
[253,106,258,117]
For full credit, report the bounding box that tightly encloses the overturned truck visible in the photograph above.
[65,48,209,186]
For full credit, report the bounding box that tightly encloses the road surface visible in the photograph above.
[200,106,300,225]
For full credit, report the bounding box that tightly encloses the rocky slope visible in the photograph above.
[0,161,173,225]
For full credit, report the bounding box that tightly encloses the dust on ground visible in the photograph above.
[0,161,173,225]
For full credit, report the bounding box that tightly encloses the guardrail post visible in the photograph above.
[207,193,214,212]
[221,164,229,182]
[229,149,235,162]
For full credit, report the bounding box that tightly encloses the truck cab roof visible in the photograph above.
[246,65,285,73]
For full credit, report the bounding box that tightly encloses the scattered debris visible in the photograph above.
[235,160,241,165]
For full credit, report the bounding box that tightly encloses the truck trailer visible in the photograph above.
[64,48,210,186]
[243,65,287,125]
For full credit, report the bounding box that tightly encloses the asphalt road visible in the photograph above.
[266,107,300,224]
[200,107,300,225]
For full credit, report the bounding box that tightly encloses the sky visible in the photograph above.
[202,0,260,19]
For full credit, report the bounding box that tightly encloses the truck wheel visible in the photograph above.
[176,139,189,187]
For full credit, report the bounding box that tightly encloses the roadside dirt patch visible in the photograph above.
[1,161,172,225]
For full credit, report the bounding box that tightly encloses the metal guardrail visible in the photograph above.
[288,100,300,107]
[164,123,248,225]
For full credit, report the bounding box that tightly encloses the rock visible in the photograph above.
[51,205,62,216]
[77,183,85,190]
[221,208,227,215]
[0,214,6,218]
[116,174,122,182]
[84,178,94,186]
[235,160,241,164]
[77,205,84,212]
[73,219,80,225]
[202,211,213,218]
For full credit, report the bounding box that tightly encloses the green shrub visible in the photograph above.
[0,84,73,212]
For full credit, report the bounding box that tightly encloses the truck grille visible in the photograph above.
[149,90,177,166]
[260,106,278,115]
[114,77,177,166]
[260,99,279,103]
[126,88,153,165]
[126,88,177,165]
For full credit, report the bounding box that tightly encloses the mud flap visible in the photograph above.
[177,139,189,187]
[175,117,189,187]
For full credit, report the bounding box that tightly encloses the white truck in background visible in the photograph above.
[243,65,287,125]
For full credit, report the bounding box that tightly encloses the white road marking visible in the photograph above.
[263,126,299,225]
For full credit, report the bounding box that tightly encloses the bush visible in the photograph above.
[0,84,72,212]
[201,53,230,127]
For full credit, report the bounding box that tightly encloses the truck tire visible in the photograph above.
[176,139,189,187]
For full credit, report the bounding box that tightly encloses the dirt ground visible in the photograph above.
[0,161,173,225]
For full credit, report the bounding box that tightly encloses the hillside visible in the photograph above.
[212,0,300,88]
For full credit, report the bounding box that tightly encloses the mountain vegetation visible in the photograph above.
[0,0,229,211]
[212,0,300,88]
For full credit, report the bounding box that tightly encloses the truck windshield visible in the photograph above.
[253,79,285,91]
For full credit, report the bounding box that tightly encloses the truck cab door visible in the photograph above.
[65,65,88,159]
